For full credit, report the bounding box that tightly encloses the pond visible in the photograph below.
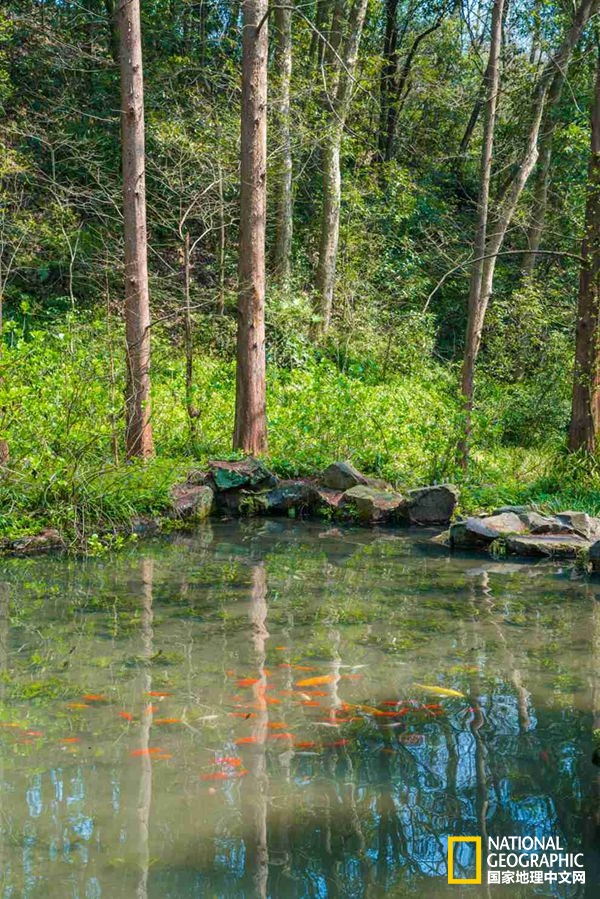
[0,520,599,898]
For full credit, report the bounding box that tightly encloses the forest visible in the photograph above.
[2,0,600,540]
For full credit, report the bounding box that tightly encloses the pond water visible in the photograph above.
[0,520,599,898]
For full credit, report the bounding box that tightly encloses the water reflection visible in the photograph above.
[0,521,598,897]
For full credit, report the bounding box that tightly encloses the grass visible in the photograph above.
[1,313,600,543]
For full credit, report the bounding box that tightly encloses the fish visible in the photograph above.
[229,712,256,719]
[269,732,294,740]
[130,747,164,757]
[294,740,317,749]
[237,678,260,687]
[234,736,258,745]
[83,694,107,702]
[201,770,248,781]
[26,730,43,737]
[216,756,243,767]
[67,702,90,710]
[118,711,134,722]
[268,722,288,729]
[154,718,181,725]
[295,675,336,687]
[275,646,288,651]
[148,691,172,697]
[301,700,321,707]
[306,690,329,697]
[265,697,281,705]
[60,737,80,744]
[145,705,159,715]
[326,739,350,747]
[153,753,173,760]
[412,683,465,699]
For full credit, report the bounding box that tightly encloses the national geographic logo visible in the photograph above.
[447,835,586,886]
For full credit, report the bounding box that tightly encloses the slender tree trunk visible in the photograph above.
[377,0,399,163]
[309,0,329,65]
[118,0,154,459]
[183,232,200,440]
[272,0,293,281]
[233,0,268,454]
[569,50,600,453]
[458,0,505,467]
[218,160,226,314]
[314,0,369,335]
[459,0,597,465]
[522,65,570,277]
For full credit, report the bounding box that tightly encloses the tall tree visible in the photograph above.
[118,0,154,459]
[314,0,369,335]
[459,0,505,466]
[272,0,293,281]
[233,0,268,454]
[460,0,597,464]
[569,47,600,453]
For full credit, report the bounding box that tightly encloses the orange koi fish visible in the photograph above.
[237,678,260,687]
[154,718,182,726]
[295,675,336,687]
[67,703,90,710]
[234,736,258,745]
[216,756,243,767]
[130,747,164,757]
[148,691,173,698]
[118,711,134,722]
[83,694,107,702]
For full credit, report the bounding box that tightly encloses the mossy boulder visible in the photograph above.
[170,485,214,521]
[339,485,404,524]
[320,460,368,491]
[402,484,459,526]
[208,457,277,492]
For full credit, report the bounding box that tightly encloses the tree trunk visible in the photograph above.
[522,65,570,277]
[314,0,369,334]
[569,49,600,453]
[183,232,200,440]
[458,0,505,467]
[459,0,597,466]
[377,0,399,163]
[272,1,293,281]
[118,0,154,459]
[233,0,268,454]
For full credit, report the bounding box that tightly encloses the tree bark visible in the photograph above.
[459,0,597,466]
[118,0,154,459]
[569,49,600,453]
[377,0,399,163]
[314,0,369,334]
[272,0,293,281]
[458,0,505,467]
[522,65,570,277]
[233,0,268,454]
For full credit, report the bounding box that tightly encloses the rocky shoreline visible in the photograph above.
[3,456,600,573]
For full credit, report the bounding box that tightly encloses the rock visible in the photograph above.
[491,505,530,516]
[503,534,590,558]
[589,540,600,572]
[208,458,277,492]
[555,511,591,539]
[339,485,404,524]
[0,528,66,555]
[450,512,527,548]
[430,529,450,546]
[240,481,315,517]
[320,460,368,491]
[521,511,574,535]
[170,484,214,521]
[402,484,459,525]
[313,487,345,517]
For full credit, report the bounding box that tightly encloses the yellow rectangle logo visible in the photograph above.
[448,836,482,884]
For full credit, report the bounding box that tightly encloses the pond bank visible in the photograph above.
[3,456,600,573]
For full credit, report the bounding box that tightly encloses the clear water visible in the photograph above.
[0,519,599,898]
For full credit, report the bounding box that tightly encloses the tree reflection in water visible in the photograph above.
[0,522,598,897]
